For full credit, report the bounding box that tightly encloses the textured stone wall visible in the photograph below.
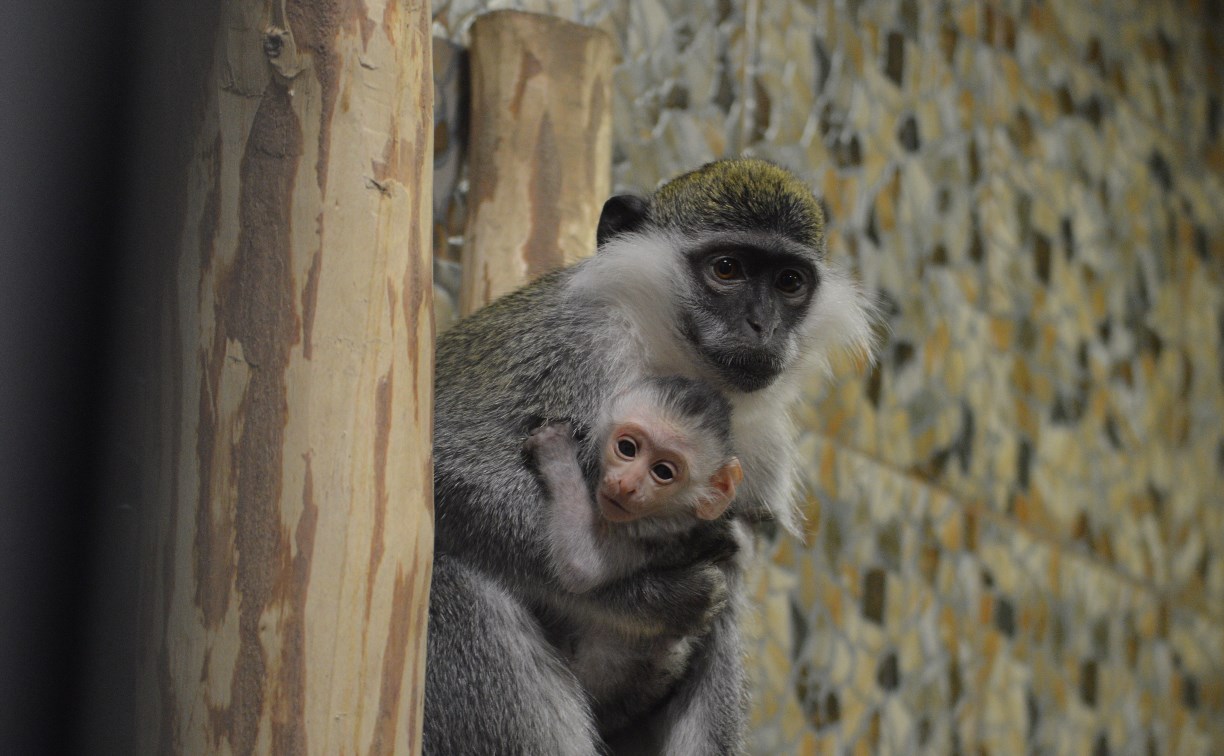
[433,0,1224,752]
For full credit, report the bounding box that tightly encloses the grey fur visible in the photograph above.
[424,159,874,755]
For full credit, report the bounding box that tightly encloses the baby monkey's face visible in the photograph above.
[597,418,693,524]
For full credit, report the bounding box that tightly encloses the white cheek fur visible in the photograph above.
[566,231,707,378]
[799,261,880,377]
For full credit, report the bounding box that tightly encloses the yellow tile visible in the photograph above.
[957,3,979,38]
[990,316,1016,351]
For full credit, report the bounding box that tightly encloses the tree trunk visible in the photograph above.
[134,1,434,753]
[459,10,614,314]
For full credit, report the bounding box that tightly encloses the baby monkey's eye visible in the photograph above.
[712,257,743,280]
[616,438,637,459]
[650,462,677,484]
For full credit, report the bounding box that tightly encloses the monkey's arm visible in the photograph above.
[525,422,617,594]
[583,562,727,638]
[566,520,740,638]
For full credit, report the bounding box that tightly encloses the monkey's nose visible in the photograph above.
[744,317,773,342]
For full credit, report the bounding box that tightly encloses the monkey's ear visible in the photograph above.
[596,195,649,248]
[695,458,743,520]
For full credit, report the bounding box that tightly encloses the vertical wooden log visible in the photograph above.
[459,11,614,314]
[432,38,468,333]
[135,0,434,753]
[432,37,469,266]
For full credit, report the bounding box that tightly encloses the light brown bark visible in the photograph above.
[135,1,434,753]
[459,10,614,314]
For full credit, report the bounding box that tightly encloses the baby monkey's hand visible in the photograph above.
[523,420,578,469]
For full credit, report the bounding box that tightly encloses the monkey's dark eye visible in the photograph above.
[712,257,743,281]
[776,269,805,294]
[650,462,677,484]
[616,438,637,459]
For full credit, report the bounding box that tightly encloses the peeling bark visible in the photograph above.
[136,1,434,753]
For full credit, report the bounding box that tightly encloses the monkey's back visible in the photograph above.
[432,266,625,586]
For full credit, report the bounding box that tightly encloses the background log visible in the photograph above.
[459,11,614,314]
[432,37,468,333]
[130,1,435,753]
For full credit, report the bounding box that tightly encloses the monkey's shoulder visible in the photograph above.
[442,269,569,330]
[435,267,614,397]
[439,271,591,356]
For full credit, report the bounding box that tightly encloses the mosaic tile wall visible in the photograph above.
[432,0,1224,752]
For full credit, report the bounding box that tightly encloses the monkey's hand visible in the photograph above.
[590,560,729,639]
[579,519,740,637]
[677,517,741,567]
[627,518,740,573]
[523,421,579,469]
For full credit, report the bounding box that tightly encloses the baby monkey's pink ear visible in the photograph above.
[695,457,744,520]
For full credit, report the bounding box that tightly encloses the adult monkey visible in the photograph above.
[424,159,874,754]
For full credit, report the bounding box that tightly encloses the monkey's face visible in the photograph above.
[679,232,819,392]
[597,419,694,523]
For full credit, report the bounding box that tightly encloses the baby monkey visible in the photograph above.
[524,375,747,741]
[526,375,743,592]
